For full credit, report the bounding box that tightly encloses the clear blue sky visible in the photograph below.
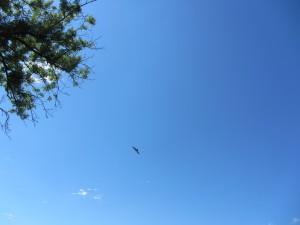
[1,0,300,225]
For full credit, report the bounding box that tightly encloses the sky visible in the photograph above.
[1,0,300,225]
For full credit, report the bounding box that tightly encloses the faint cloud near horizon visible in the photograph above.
[141,180,151,184]
[3,213,15,220]
[71,188,102,200]
[292,217,300,224]
[0,156,13,163]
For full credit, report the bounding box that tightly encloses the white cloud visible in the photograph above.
[72,189,88,196]
[21,61,58,84]
[292,218,300,224]
[87,188,98,191]
[71,188,102,201]
[31,74,53,84]
[92,194,102,200]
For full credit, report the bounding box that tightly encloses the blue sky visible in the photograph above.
[1,0,300,225]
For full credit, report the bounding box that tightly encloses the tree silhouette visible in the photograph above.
[0,0,97,134]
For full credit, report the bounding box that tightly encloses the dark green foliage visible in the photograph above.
[0,0,97,133]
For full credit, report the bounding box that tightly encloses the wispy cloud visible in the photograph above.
[92,194,102,200]
[72,189,88,197]
[3,213,14,220]
[87,188,98,191]
[292,218,300,224]
[71,188,102,201]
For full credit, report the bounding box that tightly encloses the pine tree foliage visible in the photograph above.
[0,0,97,133]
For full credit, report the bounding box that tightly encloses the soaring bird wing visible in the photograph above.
[132,146,140,154]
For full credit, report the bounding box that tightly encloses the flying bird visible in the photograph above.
[132,146,140,154]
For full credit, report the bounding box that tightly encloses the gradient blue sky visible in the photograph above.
[1,0,300,225]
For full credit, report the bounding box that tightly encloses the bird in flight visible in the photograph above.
[132,146,140,154]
